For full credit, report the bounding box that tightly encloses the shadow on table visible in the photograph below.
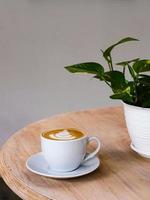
[0,178,21,200]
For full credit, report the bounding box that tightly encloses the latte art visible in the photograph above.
[49,130,76,140]
[42,129,84,141]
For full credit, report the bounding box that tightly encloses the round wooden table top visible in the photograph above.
[0,106,150,200]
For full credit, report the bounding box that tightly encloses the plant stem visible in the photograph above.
[104,80,111,88]
[134,75,139,104]
[108,62,112,71]
[123,66,125,75]
[128,63,138,104]
[109,55,114,71]
[106,57,113,71]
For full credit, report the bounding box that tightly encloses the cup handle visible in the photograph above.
[83,136,101,162]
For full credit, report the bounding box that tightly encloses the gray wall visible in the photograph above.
[0,0,150,146]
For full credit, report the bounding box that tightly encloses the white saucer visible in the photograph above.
[26,152,100,179]
[130,143,150,158]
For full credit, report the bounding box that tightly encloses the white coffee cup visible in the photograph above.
[41,129,100,172]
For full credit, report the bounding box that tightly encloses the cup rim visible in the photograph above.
[40,128,87,142]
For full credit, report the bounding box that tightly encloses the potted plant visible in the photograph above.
[65,37,150,158]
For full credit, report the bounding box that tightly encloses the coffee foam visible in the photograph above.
[48,129,76,140]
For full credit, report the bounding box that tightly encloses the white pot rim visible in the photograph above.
[122,101,150,111]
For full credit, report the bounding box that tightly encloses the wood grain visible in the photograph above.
[0,106,150,200]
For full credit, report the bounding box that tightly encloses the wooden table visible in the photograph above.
[0,106,150,200]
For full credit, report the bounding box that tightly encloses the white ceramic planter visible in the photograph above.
[123,102,150,157]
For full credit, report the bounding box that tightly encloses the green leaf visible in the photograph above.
[142,98,150,107]
[138,74,150,86]
[136,84,150,107]
[132,59,150,73]
[65,62,104,76]
[116,58,139,66]
[102,37,139,59]
[128,65,137,79]
[110,86,133,103]
[104,71,127,91]
[93,74,105,81]
[128,81,136,95]
[64,37,150,108]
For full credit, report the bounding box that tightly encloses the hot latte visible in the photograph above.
[42,129,84,141]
